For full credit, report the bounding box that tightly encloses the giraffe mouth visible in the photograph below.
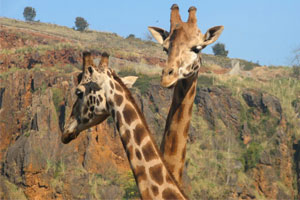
[183,71,193,78]
[161,78,177,88]
[61,129,80,144]
[167,83,175,89]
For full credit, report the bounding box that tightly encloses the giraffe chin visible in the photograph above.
[61,129,80,144]
[161,79,177,88]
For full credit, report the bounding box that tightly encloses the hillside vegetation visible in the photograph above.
[0,18,299,199]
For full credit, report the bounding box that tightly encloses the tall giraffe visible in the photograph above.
[62,52,187,200]
[148,4,224,184]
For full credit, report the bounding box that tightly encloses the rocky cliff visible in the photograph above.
[0,18,299,199]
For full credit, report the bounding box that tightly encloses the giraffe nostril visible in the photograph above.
[88,66,93,74]
[168,69,174,76]
[192,65,199,71]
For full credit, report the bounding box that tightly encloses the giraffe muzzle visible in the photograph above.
[61,129,80,144]
[62,119,80,144]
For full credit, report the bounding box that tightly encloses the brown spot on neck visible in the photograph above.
[149,164,164,185]
[162,188,181,200]
[141,141,158,162]
[115,82,123,92]
[133,123,147,145]
[109,80,115,89]
[151,185,159,196]
[123,104,138,125]
[114,93,124,107]
[121,129,131,148]
[133,165,147,183]
[135,149,142,160]
[141,188,152,199]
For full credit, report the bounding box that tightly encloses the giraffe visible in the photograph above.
[148,4,224,185]
[62,52,187,200]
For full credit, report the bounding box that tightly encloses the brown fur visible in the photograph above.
[114,93,124,106]
[169,133,178,156]
[141,188,152,200]
[134,165,147,183]
[115,83,123,92]
[162,188,181,200]
[133,124,147,145]
[121,129,131,147]
[109,80,114,89]
[135,149,142,160]
[151,185,159,196]
[141,141,157,162]
[149,164,164,185]
[123,104,138,125]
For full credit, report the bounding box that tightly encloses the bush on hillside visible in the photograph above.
[293,65,300,79]
[126,34,136,39]
[242,142,262,171]
[212,43,229,57]
[23,7,36,22]
[75,17,89,31]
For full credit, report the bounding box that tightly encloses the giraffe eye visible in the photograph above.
[191,46,201,54]
[163,47,168,53]
[75,89,83,99]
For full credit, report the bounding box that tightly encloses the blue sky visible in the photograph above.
[1,0,300,66]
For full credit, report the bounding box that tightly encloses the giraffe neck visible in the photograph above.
[108,75,187,200]
[161,72,198,185]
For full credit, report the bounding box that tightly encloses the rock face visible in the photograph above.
[195,86,242,131]
[0,20,299,199]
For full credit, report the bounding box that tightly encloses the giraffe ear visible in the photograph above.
[99,52,110,68]
[121,76,138,88]
[201,26,224,47]
[148,26,169,44]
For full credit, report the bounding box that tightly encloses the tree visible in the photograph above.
[75,17,89,31]
[212,42,229,57]
[23,7,36,22]
[126,34,135,39]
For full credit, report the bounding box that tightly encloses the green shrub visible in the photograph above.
[52,88,64,113]
[243,62,255,71]
[293,65,300,79]
[197,75,214,87]
[122,172,139,199]
[118,69,159,95]
[243,142,262,171]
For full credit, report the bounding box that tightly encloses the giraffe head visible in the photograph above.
[148,4,224,87]
[62,52,137,144]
